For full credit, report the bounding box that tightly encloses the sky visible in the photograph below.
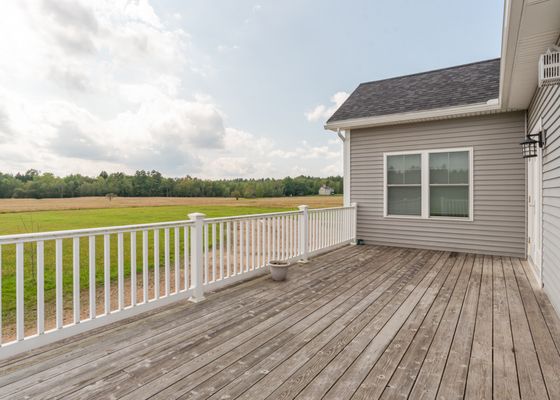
[0,0,504,179]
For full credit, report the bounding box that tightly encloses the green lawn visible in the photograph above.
[0,204,292,332]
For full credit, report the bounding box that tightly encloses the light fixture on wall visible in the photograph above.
[520,131,545,158]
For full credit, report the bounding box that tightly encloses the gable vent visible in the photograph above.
[539,48,560,87]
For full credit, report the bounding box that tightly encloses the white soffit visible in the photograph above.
[501,0,560,109]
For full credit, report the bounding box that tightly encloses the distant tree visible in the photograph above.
[0,170,342,199]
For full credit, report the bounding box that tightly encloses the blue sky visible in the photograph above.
[0,0,503,178]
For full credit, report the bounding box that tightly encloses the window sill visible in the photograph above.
[383,215,474,222]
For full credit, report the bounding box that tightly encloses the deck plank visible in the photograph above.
[317,252,453,400]
[436,253,483,400]
[511,257,560,399]
[206,249,428,400]
[354,252,466,400]
[464,254,493,400]
[518,259,560,355]
[502,257,548,400]
[0,245,558,400]
[252,251,440,400]
[491,256,520,400]
[78,247,408,400]
[147,248,413,399]
[408,253,475,400]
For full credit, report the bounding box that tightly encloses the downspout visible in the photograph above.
[337,128,345,142]
[334,129,351,207]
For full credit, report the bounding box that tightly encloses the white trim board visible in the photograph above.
[325,103,509,131]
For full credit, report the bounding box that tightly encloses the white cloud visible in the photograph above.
[305,91,350,122]
[0,0,341,178]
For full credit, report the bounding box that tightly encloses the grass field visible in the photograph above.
[0,196,342,340]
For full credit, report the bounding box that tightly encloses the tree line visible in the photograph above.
[0,170,343,199]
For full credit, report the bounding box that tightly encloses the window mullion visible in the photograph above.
[421,152,429,219]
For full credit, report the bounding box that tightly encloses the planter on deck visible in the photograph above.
[268,260,290,281]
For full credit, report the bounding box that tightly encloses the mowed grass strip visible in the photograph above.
[0,198,340,339]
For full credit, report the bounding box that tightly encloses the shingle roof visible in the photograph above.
[327,58,500,123]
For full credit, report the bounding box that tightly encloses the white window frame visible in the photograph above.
[383,147,474,221]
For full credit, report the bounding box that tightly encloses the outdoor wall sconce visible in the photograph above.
[521,131,545,158]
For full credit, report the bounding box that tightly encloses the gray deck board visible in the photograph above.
[0,245,559,400]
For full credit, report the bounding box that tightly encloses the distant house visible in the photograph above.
[318,185,334,195]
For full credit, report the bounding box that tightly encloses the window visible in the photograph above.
[384,148,472,220]
[429,151,469,217]
[386,154,422,216]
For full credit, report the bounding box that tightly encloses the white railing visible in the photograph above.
[0,203,356,357]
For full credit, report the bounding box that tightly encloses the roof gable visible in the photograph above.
[327,58,501,124]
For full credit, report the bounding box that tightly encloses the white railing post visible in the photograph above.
[351,202,358,245]
[298,205,309,263]
[188,213,206,303]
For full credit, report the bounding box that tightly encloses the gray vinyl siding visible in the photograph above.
[528,82,560,314]
[349,112,526,257]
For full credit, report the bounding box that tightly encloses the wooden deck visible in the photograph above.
[1,245,560,399]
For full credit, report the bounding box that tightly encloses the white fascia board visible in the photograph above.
[324,102,504,131]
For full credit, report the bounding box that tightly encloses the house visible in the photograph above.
[326,0,560,315]
[318,185,334,195]
[2,1,560,397]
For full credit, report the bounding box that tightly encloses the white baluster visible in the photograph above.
[89,236,96,319]
[56,239,64,327]
[212,223,217,281]
[226,222,231,278]
[118,233,124,310]
[251,219,255,270]
[164,228,170,296]
[131,232,137,306]
[104,235,110,315]
[233,221,237,276]
[245,220,250,272]
[37,241,45,334]
[142,230,148,302]
[154,229,160,299]
[184,226,190,290]
[174,227,179,293]
[219,222,224,280]
[16,243,24,340]
[204,223,209,284]
[73,237,80,323]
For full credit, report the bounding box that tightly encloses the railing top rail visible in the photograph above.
[0,205,356,244]
[308,205,356,212]
[204,209,302,224]
[0,219,194,244]
[203,205,355,224]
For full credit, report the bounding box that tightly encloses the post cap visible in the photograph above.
[298,205,309,211]
[188,212,206,220]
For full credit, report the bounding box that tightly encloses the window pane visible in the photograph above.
[430,186,469,217]
[387,155,404,184]
[429,152,449,184]
[449,151,469,184]
[404,154,421,184]
[388,186,421,216]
